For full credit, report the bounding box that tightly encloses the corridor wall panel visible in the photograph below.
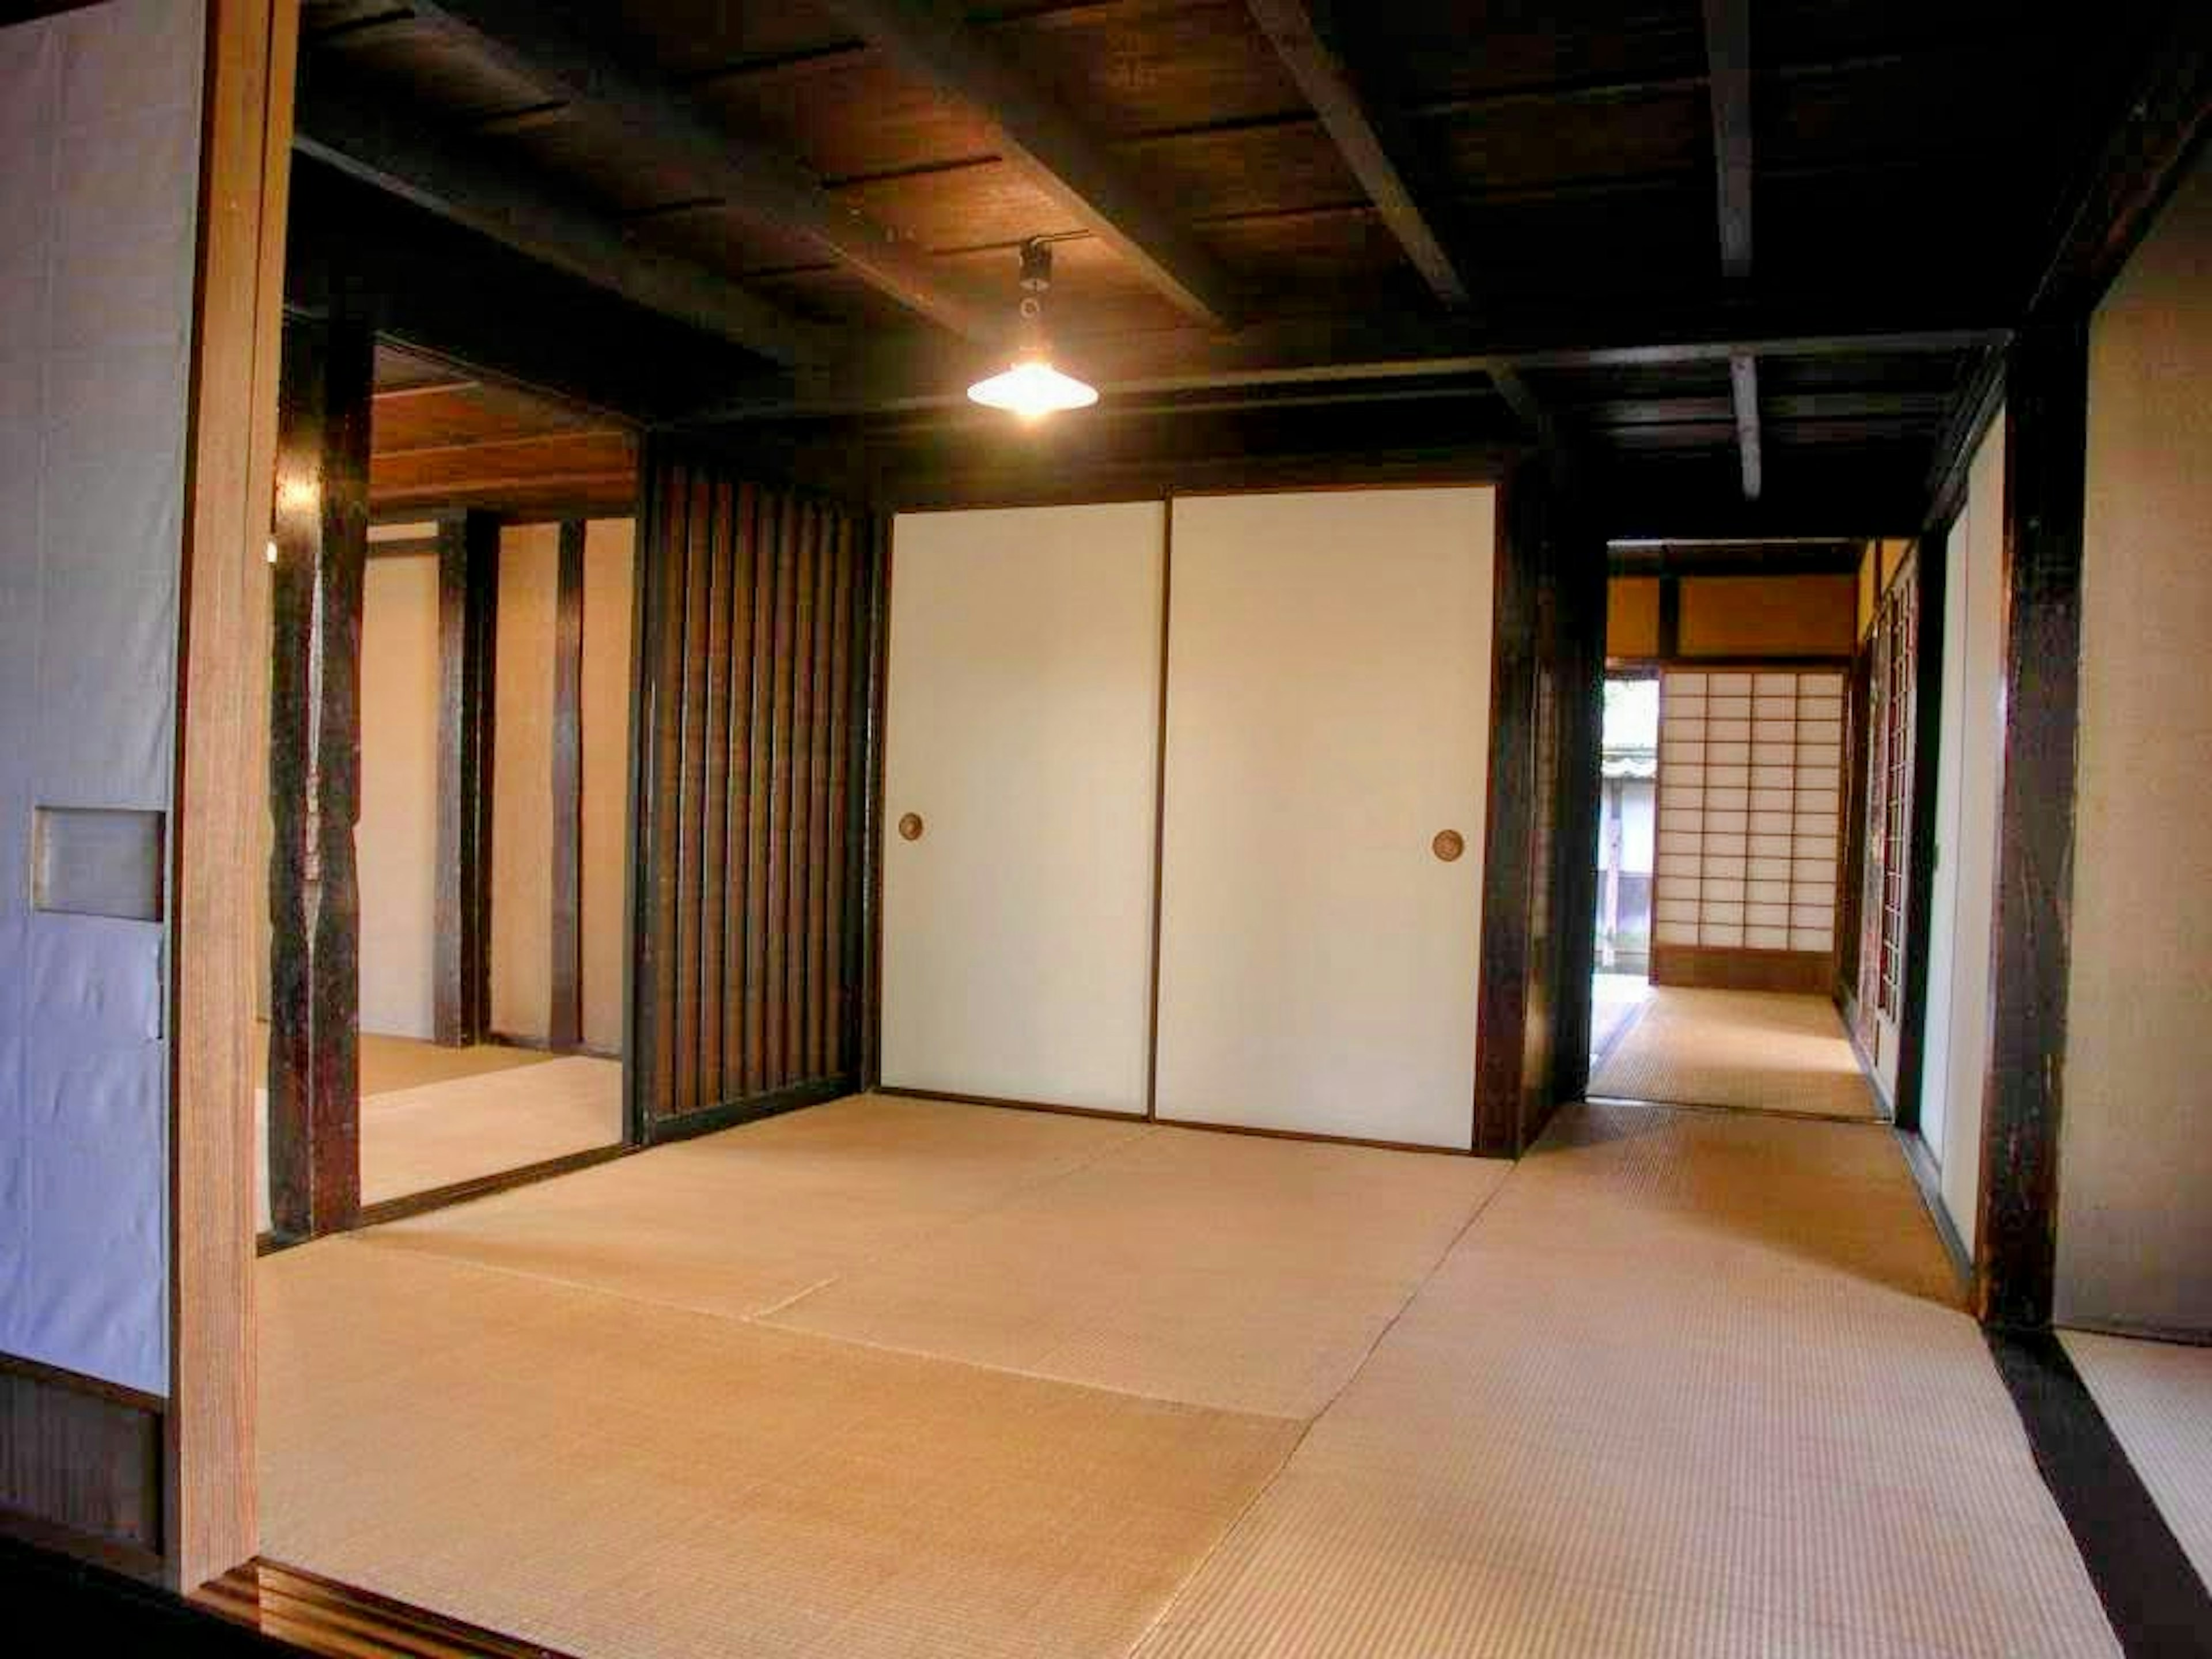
[357,555,440,1039]
[0,0,205,1399]
[1156,488,1495,1150]
[880,504,1164,1115]
[1917,413,2007,1249]
[490,524,558,1039]
[634,452,880,1134]
[2059,148,2212,1338]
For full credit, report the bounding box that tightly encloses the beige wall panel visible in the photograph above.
[1917,412,2007,1247]
[357,555,440,1039]
[580,519,635,1055]
[1157,488,1494,1150]
[1677,574,1857,658]
[882,503,1165,1113]
[2058,150,2212,1335]
[491,524,558,1040]
[1857,546,1877,641]
[1607,576,1661,658]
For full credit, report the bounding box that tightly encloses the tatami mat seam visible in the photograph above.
[1116,1149,1530,1656]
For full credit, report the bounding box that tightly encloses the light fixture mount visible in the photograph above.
[967,237,1099,420]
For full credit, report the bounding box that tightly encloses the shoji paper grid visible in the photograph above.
[1652,670,1844,954]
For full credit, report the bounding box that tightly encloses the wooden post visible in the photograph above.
[266,314,372,1241]
[549,518,586,1051]
[434,509,498,1046]
[1974,320,2088,1328]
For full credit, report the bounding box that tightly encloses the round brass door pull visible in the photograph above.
[897,812,925,842]
[1432,829,1465,862]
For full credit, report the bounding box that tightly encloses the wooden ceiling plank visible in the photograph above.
[297,69,835,367]
[819,0,1245,327]
[403,0,1003,340]
[1245,0,1467,307]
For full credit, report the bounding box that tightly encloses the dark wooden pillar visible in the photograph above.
[1547,497,1608,1108]
[434,509,499,1047]
[1975,320,2088,1328]
[267,316,373,1240]
[549,518,586,1051]
[1891,539,1949,1137]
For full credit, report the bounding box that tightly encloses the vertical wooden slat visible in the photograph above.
[856,515,891,1090]
[805,512,841,1078]
[548,518,585,1052]
[786,502,820,1082]
[821,514,855,1078]
[743,492,779,1096]
[721,485,757,1099]
[696,485,732,1099]
[433,510,497,1047]
[645,458,688,1120]
[762,495,798,1088]
[673,469,714,1113]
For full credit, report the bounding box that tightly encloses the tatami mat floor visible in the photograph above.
[255,1054,623,1229]
[260,1094,2122,1657]
[2062,1330,2212,1590]
[1588,986,1881,1119]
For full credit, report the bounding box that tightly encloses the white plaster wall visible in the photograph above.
[0,0,206,1395]
[2056,149,2212,1336]
[1916,411,2007,1248]
[357,555,441,1039]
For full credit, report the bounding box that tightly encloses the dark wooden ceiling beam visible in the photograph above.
[817,0,1243,327]
[402,0,1005,341]
[1699,0,1760,502]
[296,69,835,368]
[691,312,2008,422]
[1245,0,1468,308]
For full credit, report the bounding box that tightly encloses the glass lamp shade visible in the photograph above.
[965,355,1099,418]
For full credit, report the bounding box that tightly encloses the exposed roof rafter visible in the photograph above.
[402,0,1005,342]
[295,67,836,369]
[819,0,1245,329]
[1699,0,1760,501]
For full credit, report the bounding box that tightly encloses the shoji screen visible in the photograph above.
[1652,669,1844,984]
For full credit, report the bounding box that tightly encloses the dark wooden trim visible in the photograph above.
[1699,0,1755,283]
[639,1077,853,1146]
[1897,1129,1972,1290]
[294,67,832,368]
[2026,2,2212,322]
[1985,1330,2212,1658]
[823,0,1240,327]
[1654,577,1681,658]
[1546,499,1608,1109]
[1649,943,1834,995]
[547,519,585,1052]
[1922,344,2008,533]
[1607,651,1854,672]
[0,1512,168,1591]
[877,1086,1146,1123]
[1891,538,1948,1138]
[434,509,498,1046]
[620,445,663,1149]
[1975,322,2088,1331]
[402,0,1000,340]
[857,517,890,1092]
[267,314,372,1242]
[1835,637,1875,1010]
[1582,1091,1886,1128]
[1473,465,1541,1157]
[200,1555,585,1657]
[0,1356,166,1562]
[348,1145,627,1230]
[1246,0,1467,308]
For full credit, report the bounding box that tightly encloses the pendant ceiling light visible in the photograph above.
[967,238,1098,420]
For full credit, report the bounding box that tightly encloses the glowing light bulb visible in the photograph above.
[966,356,1099,420]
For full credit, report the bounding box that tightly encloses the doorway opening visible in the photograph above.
[1586,545,1883,1122]
[256,333,639,1240]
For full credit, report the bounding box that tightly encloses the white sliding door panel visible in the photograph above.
[1157,488,1495,1149]
[881,504,1165,1113]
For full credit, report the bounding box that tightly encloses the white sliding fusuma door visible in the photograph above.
[881,503,1165,1113]
[1156,488,1496,1149]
